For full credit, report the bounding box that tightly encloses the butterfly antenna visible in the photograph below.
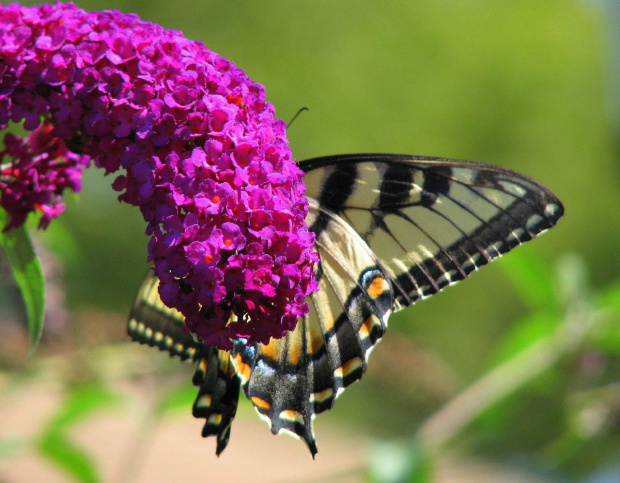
[287,106,309,128]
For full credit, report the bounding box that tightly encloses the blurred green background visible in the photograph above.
[2,0,620,481]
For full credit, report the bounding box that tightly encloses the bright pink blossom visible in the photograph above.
[0,2,318,349]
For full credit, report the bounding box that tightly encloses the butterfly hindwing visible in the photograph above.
[127,153,563,456]
[127,275,200,361]
[236,200,393,455]
[127,275,241,455]
[192,345,241,456]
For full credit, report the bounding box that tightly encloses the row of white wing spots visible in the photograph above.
[127,318,196,359]
[545,203,562,218]
[506,227,527,245]
[392,257,431,302]
[453,168,518,260]
[461,252,483,272]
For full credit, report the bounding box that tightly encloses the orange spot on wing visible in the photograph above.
[207,414,222,425]
[367,277,387,299]
[311,388,334,404]
[233,353,252,383]
[280,409,303,424]
[310,334,324,355]
[251,396,271,411]
[337,357,363,378]
[260,339,280,362]
[287,341,301,365]
[359,315,377,339]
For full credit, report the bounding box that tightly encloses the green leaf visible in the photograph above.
[38,432,100,483]
[0,209,45,355]
[596,279,620,314]
[43,384,118,433]
[36,385,116,483]
[499,251,558,312]
[488,312,559,367]
[591,279,620,354]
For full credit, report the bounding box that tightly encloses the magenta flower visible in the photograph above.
[0,2,318,349]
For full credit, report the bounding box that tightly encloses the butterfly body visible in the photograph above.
[128,153,563,456]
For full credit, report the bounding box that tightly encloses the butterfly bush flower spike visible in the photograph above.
[0,2,318,349]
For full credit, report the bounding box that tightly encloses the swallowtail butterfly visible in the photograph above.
[127,153,563,456]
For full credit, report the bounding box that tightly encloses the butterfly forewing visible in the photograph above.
[300,154,563,308]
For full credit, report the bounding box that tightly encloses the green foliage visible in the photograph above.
[36,384,117,483]
[0,209,45,355]
[365,252,620,481]
[498,251,561,314]
[590,280,620,354]
[38,433,99,483]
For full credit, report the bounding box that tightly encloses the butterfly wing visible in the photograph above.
[127,275,240,455]
[301,154,563,308]
[234,199,393,456]
[127,153,563,457]
[237,153,563,455]
[128,275,199,361]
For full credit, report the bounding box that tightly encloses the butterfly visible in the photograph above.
[127,153,563,457]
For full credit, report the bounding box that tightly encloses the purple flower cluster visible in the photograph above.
[0,124,89,230]
[0,2,318,349]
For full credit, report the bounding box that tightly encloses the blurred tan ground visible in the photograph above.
[0,344,550,482]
